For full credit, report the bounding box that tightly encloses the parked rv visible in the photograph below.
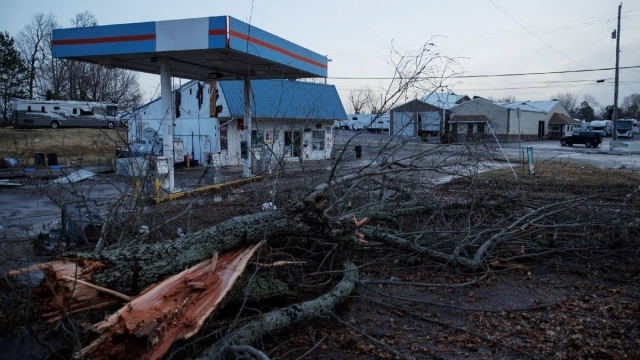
[12,99,119,129]
[333,118,349,130]
[616,119,638,138]
[345,114,371,131]
[369,114,390,133]
[588,120,612,137]
[345,114,389,132]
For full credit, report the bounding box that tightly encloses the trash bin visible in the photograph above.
[34,152,46,166]
[355,145,362,159]
[47,153,58,166]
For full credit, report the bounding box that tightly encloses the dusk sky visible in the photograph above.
[4,0,640,112]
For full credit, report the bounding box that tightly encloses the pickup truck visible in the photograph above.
[559,131,603,148]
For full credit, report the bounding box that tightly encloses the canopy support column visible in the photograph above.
[242,76,252,178]
[160,58,175,192]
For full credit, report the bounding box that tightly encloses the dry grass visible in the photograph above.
[461,159,640,200]
[0,127,127,166]
[480,159,640,184]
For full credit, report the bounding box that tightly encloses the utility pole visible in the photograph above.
[612,3,622,141]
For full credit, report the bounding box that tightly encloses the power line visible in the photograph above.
[336,81,638,94]
[330,9,633,58]
[328,65,640,80]
[335,78,612,91]
[486,0,587,68]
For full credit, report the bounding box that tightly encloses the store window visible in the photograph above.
[251,130,264,149]
[312,130,325,151]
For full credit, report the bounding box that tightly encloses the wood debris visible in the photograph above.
[77,242,264,360]
[9,259,115,323]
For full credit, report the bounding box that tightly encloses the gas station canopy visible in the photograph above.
[52,16,328,80]
[52,15,329,184]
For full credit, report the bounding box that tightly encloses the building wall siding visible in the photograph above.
[451,100,509,134]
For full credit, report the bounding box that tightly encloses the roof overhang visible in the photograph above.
[450,115,490,123]
[549,113,581,125]
[52,16,328,81]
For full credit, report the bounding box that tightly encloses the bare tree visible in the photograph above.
[348,86,375,114]
[486,95,517,103]
[16,12,56,99]
[555,91,578,117]
[27,11,142,111]
[583,94,600,109]
[498,95,517,103]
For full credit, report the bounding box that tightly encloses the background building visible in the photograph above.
[390,92,470,137]
[450,98,578,140]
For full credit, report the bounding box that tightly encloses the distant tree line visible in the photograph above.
[0,11,142,122]
[554,91,640,122]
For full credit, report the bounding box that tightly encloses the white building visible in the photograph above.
[450,98,579,140]
[125,79,347,168]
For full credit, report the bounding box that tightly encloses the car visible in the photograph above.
[560,131,603,148]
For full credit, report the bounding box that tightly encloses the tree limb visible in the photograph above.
[197,262,359,360]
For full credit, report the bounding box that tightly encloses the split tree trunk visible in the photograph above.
[81,209,357,295]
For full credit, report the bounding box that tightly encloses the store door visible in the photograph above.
[538,121,545,140]
[284,131,301,158]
